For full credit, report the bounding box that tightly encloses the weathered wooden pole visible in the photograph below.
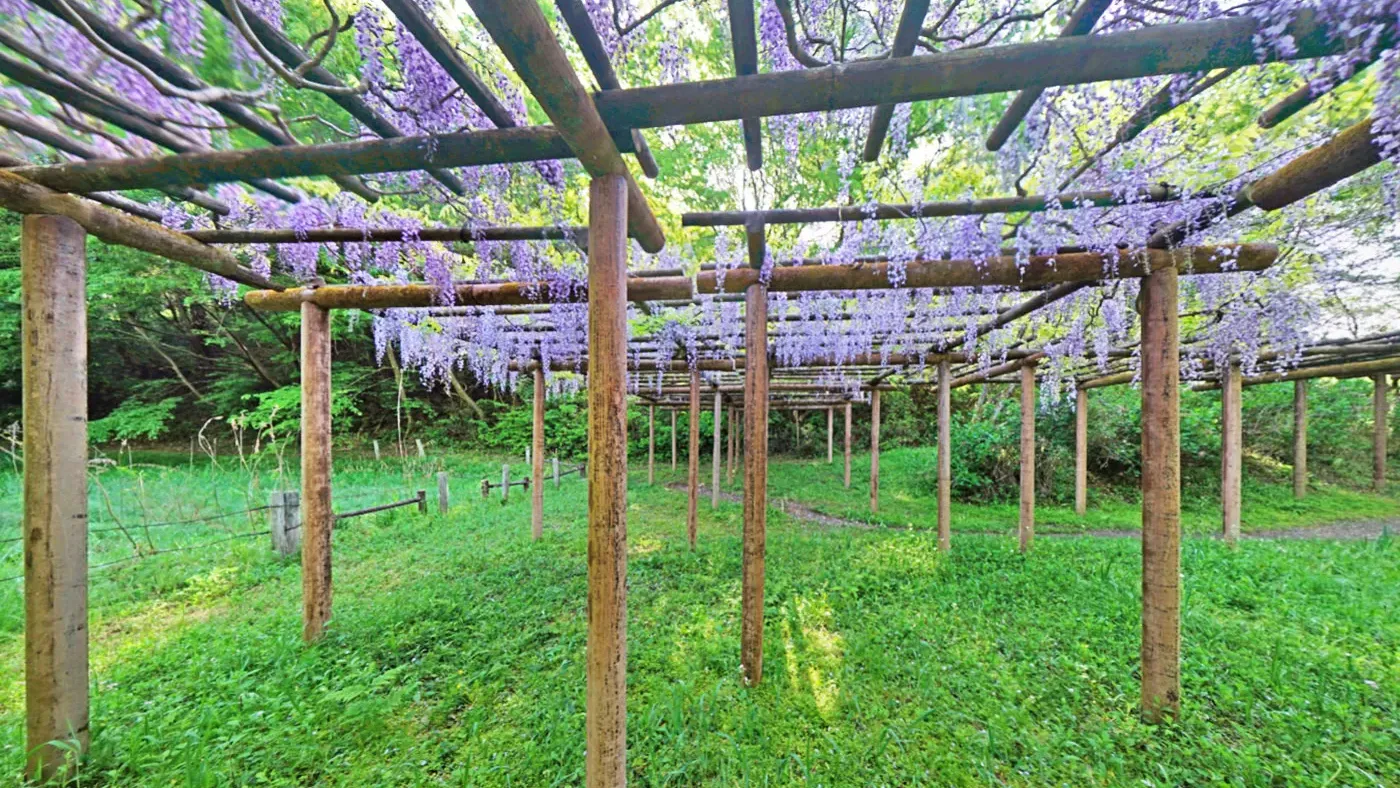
[437,471,450,513]
[793,408,801,451]
[843,402,852,488]
[585,174,629,787]
[711,391,723,509]
[300,301,333,642]
[22,215,89,782]
[1075,386,1088,515]
[501,464,510,503]
[687,369,700,548]
[727,405,737,483]
[826,406,834,463]
[1293,380,1307,499]
[670,410,677,470]
[741,278,769,686]
[1140,262,1181,723]
[647,404,655,485]
[1019,362,1036,553]
[1375,374,1389,492]
[869,390,882,514]
[1221,362,1242,544]
[532,367,545,540]
[937,360,952,552]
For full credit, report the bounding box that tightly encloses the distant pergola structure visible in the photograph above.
[6,1,1396,783]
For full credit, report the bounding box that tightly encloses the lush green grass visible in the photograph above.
[2,453,1398,785]
[676,446,1400,535]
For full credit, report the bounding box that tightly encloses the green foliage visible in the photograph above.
[88,397,183,443]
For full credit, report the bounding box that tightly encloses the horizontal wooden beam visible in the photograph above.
[683,186,1182,226]
[0,170,276,289]
[861,0,930,161]
[593,9,1384,130]
[1192,356,1400,390]
[949,353,1045,389]
[1247,118,1382,211]
[187,225,587,245]
[244,244,1274,311]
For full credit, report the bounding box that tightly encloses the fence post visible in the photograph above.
[480,479,490,499]
[416,490,427,514]
[269,491,302,557]
[526,446,532,466]
[501,464,510,503]
[415,439,426,459]
[437,472,450,513]
[553,456,560,488]
[373,439,381,461]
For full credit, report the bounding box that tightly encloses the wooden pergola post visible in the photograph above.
[22,215,89,782]
[869,390,882,514]
[793,409,801,451]
[1019,361,1036,553]
[300,300,333,642]
[687,369,700,548]
[740,221,769,686]
[670,410,677,470]
[843,402,852,488]
[937,360,952,552]
[727,405,737,484]
[1075,387,1088,515]
[826,406,834,463]
[711,391,723,508]
[532,367,545,540]
[647,404,655,485]
[1221,362,1242,544]
[1375,374,1388,492]
[1293,380,1307,498]
[584,174,629,786]
[1140,263,1181,723]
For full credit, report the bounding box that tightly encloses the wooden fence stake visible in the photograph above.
[501,464,510,504]
[1293,380,1307,498]
[937,360,952,552]
[585,174,629,787]
[1140,262,1181,723]
[1375,374,1388,492]
[416,489,427,514]
[647,404,655,485]
[554,456,561,488]
[712,391,723,508]
[416,438,426,459]
[1019,361,1036,553]
[1075,387,1088,515]
[532,368,545,540]
[1221,362,1242,544]
[741,278,768,686]
[22,214,89,782]
[300,301,333,643]
[843,402,852,489]
[870,390,881,514]
[373,439,381,461]
[269,491,301,557]
[437,472,450,513]
[687,369,700,548]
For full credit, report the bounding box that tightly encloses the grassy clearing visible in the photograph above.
[1,453,1398,785]
[679,446,1400,534]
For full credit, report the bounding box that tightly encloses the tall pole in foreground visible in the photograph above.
[687,369,700,548]
[1019,362,1036,553]
[869,390,882,514]
[1075,387,1088,515]
[937,360,952,552]
[712,391,723,508]
[532,367,545,540]
[843,402,852,488]
[585,175,629,787]
[1375,374,1388,492]
[647,404,655,485]
[741,220,769,687]
[1293,380,1307,499]
[22,215,89,782]
[301,301,333,641]
[1140,263,1181,723]
[1221,362,1242,544]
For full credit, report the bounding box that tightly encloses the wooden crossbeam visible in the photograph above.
[187,225,588,245]
[862,0,930,161]
[727,0,763,169]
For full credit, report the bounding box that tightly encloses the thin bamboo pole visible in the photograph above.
[22,215,89,782]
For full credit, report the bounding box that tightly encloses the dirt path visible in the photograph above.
[665,482,1398,541]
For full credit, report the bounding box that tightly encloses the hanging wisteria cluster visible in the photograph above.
[0,0,1395,404]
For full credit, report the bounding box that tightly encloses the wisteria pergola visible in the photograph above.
[7,0,1398,783]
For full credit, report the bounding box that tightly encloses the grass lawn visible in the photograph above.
[0,453,1397,785]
